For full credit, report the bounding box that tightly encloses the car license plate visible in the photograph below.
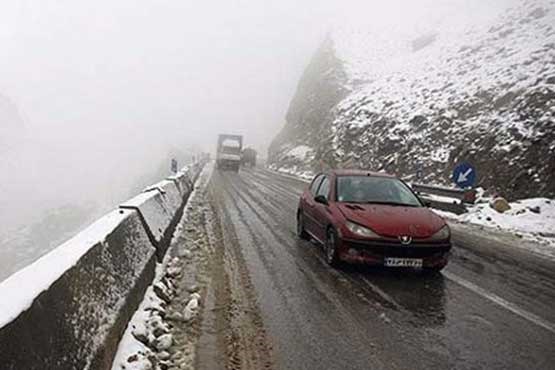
[384,257,423,268]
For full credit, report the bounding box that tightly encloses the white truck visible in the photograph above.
[216,134,243,172]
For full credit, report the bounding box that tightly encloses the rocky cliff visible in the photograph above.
[269,0,555,199]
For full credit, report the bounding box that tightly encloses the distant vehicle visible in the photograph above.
[297,169,451,271]
[216,134,243,172]
[241,147,257,167]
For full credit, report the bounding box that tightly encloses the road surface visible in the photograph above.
[207,167,555,370]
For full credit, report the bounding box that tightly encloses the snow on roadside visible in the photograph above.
[110,257,200,370]
[0,209,129,329]
[460,198,555,241]
[268,163,314,182]
[434,198,555,256]
[111,162,213,370]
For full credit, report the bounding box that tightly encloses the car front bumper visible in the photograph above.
[339,238,451,268]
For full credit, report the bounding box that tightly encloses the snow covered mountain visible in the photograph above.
[269,0,555,199]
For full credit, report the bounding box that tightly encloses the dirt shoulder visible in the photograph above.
[111,163,274,370]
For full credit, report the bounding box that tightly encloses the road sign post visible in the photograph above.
[416,163,423,181]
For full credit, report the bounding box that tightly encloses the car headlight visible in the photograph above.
[345,221,382,238]
[429,225,451,241]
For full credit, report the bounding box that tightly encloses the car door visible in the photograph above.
[312,175,331,242]
[303,174,324,236]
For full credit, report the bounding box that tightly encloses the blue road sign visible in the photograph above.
[452,162,476,188]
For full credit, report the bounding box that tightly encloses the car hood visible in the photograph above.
[337,203,445,238]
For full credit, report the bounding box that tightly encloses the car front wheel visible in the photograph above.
[325,229,341,267]
[297,211,310,240]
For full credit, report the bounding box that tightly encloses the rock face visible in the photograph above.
[268,36,350,172]
[269,0,555,200]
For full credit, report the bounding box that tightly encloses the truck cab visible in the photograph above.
[216,134,243,172]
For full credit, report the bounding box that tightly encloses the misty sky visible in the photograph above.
[0,0,340,153]
[0,0,512,151]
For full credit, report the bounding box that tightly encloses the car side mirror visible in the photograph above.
[422,199,432,207]
[314,195,329,205]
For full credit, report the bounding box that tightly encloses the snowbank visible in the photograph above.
[459,198,555,241]
[268,164,314,182]
[0,209,129,329]
[435,197,555,256]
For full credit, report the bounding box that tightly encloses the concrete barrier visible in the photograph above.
[157,180,184,212]
[167,171,192,196]
[121,179,189,260]
[120,190,173,246]
[0,208,157,370]
[0,162,207,370]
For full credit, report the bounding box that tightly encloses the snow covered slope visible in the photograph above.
[269,0,555,199]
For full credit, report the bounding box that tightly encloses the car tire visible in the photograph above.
[325,228,341,267]
[297,211,310,240]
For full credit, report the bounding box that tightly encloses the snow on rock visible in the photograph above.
[124,355,153,370]
[287,145,312,160]
[489,197,512,213]
[0,209,129,329]
[183,295,200,322]
[154,334,173,351]
[269,0,555,200]
[111,270,173,370]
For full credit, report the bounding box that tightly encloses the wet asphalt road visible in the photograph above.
[211,167,555,370]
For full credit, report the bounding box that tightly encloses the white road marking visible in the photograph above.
[443,271,555,334]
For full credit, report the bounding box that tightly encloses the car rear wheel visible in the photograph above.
[297,211,310,240]
[325,229,340,267]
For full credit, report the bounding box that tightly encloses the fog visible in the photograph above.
[0,0,514,279]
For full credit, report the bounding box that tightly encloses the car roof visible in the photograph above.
[328,169,396,178]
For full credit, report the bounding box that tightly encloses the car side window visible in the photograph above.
[310,175,324,195]
[316,176,330,199]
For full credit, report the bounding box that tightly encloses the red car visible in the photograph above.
[297,170,451,272]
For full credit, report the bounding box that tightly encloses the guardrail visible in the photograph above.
[410,183,477,215]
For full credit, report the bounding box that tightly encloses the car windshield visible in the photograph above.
[336,175,422,207]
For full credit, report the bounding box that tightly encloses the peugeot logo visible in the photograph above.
[399,236,412,245]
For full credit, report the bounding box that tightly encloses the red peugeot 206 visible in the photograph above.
[297,170,451,272]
